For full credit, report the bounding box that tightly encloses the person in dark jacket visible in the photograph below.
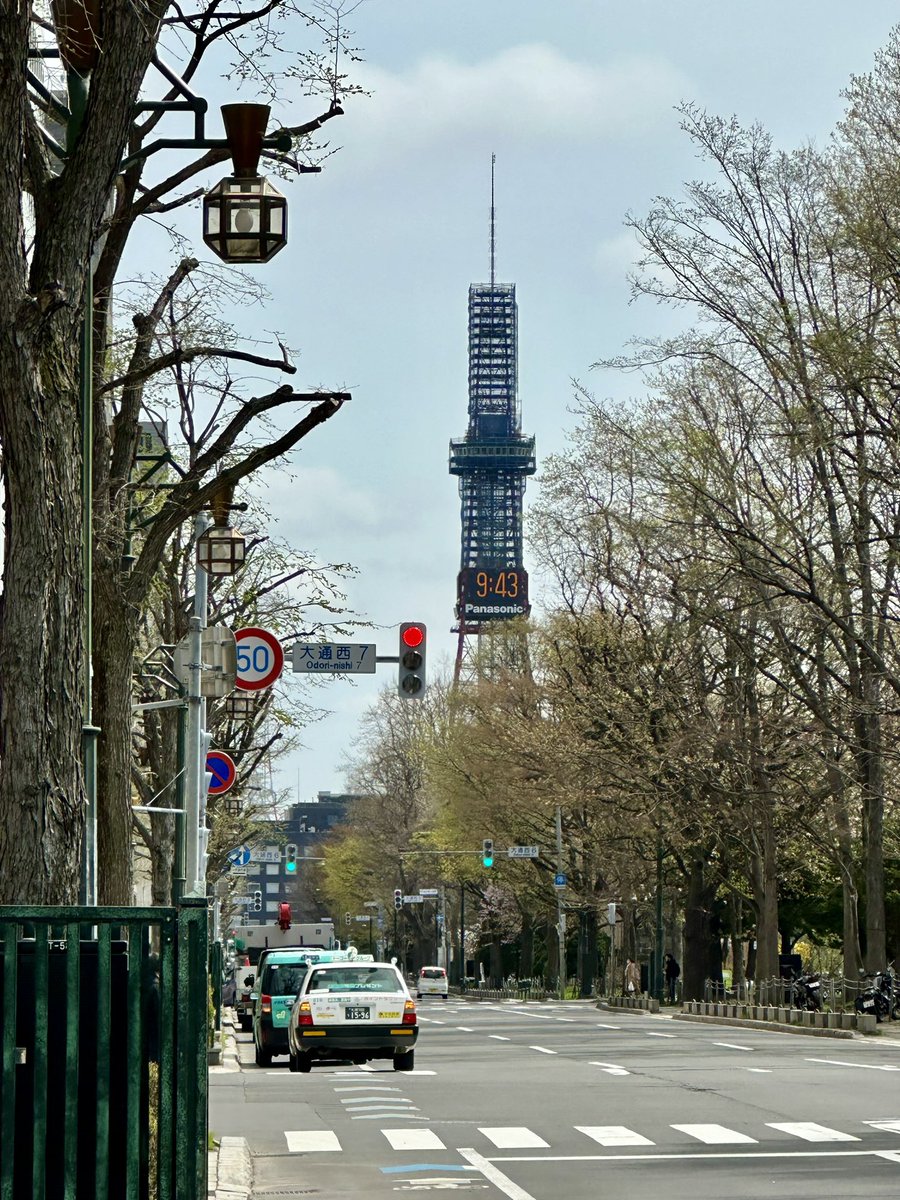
[664,953,680,1003]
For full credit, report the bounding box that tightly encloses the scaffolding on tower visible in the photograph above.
[449,157,536,683]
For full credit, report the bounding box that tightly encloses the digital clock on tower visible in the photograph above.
[459,567,530,618]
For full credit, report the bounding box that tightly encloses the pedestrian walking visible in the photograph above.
[624,957,641,996]
[664,952,680,1003]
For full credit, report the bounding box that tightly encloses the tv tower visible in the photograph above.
[449,156,536,681]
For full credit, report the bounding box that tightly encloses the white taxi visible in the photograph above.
[287,959,418,1073]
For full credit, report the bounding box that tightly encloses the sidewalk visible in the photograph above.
[208,1012,253,1199]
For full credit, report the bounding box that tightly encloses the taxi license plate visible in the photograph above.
[345,1006,370,1020]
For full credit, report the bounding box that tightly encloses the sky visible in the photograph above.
[140,1,900,800]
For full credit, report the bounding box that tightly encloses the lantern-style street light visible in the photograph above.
[196,481,246,576]
[203,104,288,263]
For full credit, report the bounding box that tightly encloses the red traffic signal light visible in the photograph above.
[398,623,427,699]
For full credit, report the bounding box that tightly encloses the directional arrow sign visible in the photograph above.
[206,750,237,796]
[227,845,251,867]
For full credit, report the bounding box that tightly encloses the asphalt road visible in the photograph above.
[209,999,900,1199]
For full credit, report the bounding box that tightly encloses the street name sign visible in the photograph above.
[507,845,540,859]
[229,866,248,876]
[403,894,425,904]
[250,848,281,864]
[292,643,377,673]
[419,888,439,897]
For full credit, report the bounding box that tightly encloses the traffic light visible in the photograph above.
[278,902,292,931]
[398,623,426,698]
[285,843,298,873]
[345,911,352,926]
[482,838,494,868]
[252,890,262,912]
[393,888,403,910]
[606,902,616,926]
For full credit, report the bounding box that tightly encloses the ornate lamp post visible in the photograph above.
[203,105,288,263]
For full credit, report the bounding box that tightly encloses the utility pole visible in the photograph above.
[459,883,466,992]
[556,805,565,1001]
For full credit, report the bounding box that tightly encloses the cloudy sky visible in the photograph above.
[146,2,900,801]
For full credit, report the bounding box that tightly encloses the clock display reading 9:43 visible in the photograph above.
[459,567,530,620]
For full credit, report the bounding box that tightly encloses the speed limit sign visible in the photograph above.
[233,627,285,691]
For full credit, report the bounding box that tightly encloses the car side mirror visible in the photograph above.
[250,992,258,1002]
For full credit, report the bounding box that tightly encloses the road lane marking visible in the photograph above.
[556,1018,576,1022]
[766,1122,859,1142]
[865,1120,900,1133]
[807,1058,900,1071]
[382,1129,447,1150]
[875,1150,900,1163]
[334,1085,399,1091]
[595,1023,620,1029]
[488,1150,880,1163]
[352,1112,428,1120]
[479,1128,550,1149]
[456,1026,475,1032]
[341,1096,413,1105]
[645,1032,676,1038]
[529,1046,556,1055]
[747,1068,772,1073]
[713,1042,754,1052]
[429,1020,447,1025]
[459,1147,538,1200]
[577,1126,654,1147]
[489,1035,511,1040]
[672,1124,757,1144]
[285,1130,341,1152]
[589,1061,629,1075]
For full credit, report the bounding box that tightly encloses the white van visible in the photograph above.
[417,966,449,998]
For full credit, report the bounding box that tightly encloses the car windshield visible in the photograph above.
[263,965,309,996]
[307,966,401,993]
[421,969,444,979]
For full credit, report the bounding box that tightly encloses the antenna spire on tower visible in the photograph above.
[490,153,496,288]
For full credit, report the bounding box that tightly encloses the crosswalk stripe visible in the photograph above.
[671,1124,757,1144]
[382,1129,446,1150]
[577,1126,654,1147]
[285,1130,342,1152]
[766,1122,860,1142]
[479,1127,550,1148]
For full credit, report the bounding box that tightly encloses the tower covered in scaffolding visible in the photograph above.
[449,160,536,680]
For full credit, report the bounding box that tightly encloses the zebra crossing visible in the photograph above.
[282,1118,900,1154]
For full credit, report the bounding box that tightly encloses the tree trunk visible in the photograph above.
[93,562,139,904]
[857,708,886,970]
[519,911,534,978]
[682,854,718,1000]
[0,322,85,903]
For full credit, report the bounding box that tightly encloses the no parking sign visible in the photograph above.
[206,750,237,796]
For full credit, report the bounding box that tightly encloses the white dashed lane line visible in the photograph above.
[489,1035,511,1041]
[529,1046,557,1055]
[645,1032,677,1038]
[713,1042,754,1052]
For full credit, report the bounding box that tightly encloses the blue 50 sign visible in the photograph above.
[234,627,285,691]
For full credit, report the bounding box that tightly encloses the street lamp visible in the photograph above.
[195,481,246,575]
[203,104,288,264]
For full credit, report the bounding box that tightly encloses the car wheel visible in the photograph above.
[297,1053,312,1074]
[393,1048,415,1072]
[288,1050,300,1073]
[239,1014,252,1032]
[255,1043,273,1067]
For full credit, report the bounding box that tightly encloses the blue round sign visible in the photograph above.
[227,845,251,867]
[554,873,567,888]
[206,750,237,796]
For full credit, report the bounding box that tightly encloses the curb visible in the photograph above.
[672,1012,855,1039]
[209,1136,252,1199]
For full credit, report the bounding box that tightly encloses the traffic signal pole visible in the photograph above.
[185,512,211,897]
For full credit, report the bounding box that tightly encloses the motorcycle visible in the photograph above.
[790,972,822,1011]
[855,969,899,1022]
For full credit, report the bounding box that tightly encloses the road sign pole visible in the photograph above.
[185,511,211,897]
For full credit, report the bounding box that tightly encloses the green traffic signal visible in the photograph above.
[482,838,494,868]
[285,843,298,873]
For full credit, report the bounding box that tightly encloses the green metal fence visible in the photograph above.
[0,899,209,1200]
